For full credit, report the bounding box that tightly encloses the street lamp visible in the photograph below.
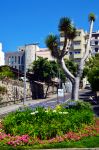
[23,45,27,105]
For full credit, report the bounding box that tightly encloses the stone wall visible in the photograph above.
[0,79,32,107]
[0,79,57,107]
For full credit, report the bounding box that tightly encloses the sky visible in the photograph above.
[0,0,99,52]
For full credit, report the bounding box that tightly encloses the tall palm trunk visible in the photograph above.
[79,20,94,73]
[72,20,94,100]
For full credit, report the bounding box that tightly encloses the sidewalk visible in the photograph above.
[0,94,58,118]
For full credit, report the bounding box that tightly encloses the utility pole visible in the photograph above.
[23,45,27,105]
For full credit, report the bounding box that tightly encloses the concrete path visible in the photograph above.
[0,93,71,118]
[0,94,56,118]
[0,89,99,118]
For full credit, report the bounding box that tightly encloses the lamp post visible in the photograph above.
[23,45,27,105]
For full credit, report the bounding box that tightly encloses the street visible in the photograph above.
[0,88,99,118]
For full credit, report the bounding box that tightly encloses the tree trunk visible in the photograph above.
[71,77,80,100]
[44,83,50,99]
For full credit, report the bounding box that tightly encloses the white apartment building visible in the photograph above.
[6,29,99,72]
[0,43,5,66]
[5,44,53,71]
[60,29,86,62]
[90,31,99,55]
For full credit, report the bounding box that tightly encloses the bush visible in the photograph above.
[3,101,94,140]
[63,100,92,110]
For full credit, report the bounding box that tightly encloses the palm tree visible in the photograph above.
[46,17,76,82]
[45,14,95,100]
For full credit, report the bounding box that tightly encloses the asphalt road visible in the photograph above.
[0,88,99,117]
[29,88,99,116]
[79,89,99,117]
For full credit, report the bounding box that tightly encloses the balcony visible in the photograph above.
[73,45,81,50]
[70,53,82,59]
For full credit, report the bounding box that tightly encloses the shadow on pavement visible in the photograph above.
[79,90,99,117]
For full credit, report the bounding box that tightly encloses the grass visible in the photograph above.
[0,136,99,149]
[17,136,99,149]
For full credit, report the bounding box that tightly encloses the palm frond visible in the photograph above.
[58,17,71,32]
[88,13,96,22]
[45,34,60,58]
[68,27,77,40]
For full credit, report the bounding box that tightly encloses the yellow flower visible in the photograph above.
[55,105,62,111]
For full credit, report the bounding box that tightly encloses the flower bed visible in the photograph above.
[0,100,98,148]
[0,118,99,148]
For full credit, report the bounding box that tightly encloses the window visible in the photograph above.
[73,41,81,45]
[15,56,17,63]
[95,41,98,45]
[8,57,11,64]
[18,56,20,64]
[69,52,73,55]
[95,48,98,52]
[75,51,80,54]
[76,32,81,36]
[11,56,14,64]
[19,65,21,70]
[60,42,64,46]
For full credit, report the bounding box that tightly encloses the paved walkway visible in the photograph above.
[0,94,63,118]
[0,89,99,118]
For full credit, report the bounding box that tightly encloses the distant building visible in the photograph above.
[90,31,99,55]
[36,48,54,61]
[5,29,99,73]
[5,51,24,71]
[5,44,40,72]
[60,29,86,62]
[70,29,86,62]
[0,43,5,66]
[5,44,53,72]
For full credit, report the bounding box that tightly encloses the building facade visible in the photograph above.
[5,51,24,71]
[0,43,5,66]
[70,29,86,62]
[90,31,99,55]
[5,44,53,72]
[36,48,54,61]
[5,29,99,73]
[60,29,86,62]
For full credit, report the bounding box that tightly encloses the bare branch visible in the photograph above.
[58,58,75,82]
[78,20,94,76]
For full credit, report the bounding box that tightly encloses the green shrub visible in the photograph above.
[3,101,94,140]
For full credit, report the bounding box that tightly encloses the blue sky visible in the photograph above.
[0,0,99,52]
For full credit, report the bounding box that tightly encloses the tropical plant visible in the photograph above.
[31,57,65,82]
[88,67,99,91]
[45,13,95,100]
[31,57,52,82]
[0,66,14,79]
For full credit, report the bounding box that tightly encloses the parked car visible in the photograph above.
[85,83,91,89]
